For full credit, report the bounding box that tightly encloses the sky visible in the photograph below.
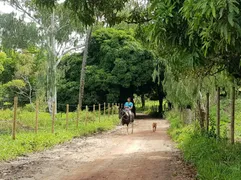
[0,0,65,20]
[0,1,85,55]
[0,2,17,14]
[0,1,26,21]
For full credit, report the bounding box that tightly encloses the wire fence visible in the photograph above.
[0,97,122,140]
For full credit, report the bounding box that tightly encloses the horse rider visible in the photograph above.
[124,97,133,120]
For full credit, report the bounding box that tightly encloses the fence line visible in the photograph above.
[1,97,145,140]
[0,99,122,110]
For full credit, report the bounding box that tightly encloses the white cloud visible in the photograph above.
[0,2,17,14]
[0,2,32,22]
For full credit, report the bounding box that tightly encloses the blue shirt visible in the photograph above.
[124,102,133,109]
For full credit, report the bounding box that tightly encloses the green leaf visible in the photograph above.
[228,13,234,27]
[210,1,216,18]
[219,8,224,19]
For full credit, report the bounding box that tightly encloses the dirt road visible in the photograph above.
[0,115,195,180]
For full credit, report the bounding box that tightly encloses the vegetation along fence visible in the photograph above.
[0,97,120,140]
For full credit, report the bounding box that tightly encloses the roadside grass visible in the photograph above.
[166,99,241,180]
[0,109,119,161]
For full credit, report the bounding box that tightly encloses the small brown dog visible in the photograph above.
[152,122,157,132]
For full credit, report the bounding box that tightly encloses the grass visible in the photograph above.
[135,99,168,117]
[166,98,241,180]
[135,99,159,112]
[0,109,119,161]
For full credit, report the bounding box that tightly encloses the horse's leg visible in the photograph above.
[127,125,129,135]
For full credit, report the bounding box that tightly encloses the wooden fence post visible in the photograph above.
[52,102,55,133]
[114,103,116,114]
[231,86,235,144]
[108,103,110,117]
[99,104,101,122]
[93,104,95,113]
[85,105,88,126]
[35,100,39,134]
[206,93,210,132]
[112,103,114,115]
[12,97,18,140]
[77,104,80,128]
[104,103,106,116]
[66,104,69,130]
[216,87,220,138]
[113,103,115,114]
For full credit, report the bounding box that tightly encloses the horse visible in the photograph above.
[119,108,134,134]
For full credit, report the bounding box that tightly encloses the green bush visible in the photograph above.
[22,104,35,112]
[166,108,241,180]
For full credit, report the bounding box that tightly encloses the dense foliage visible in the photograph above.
[167,98,241,179]
[58,28,155,110]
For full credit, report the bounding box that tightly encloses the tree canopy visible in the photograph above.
[35,0,129,26]
[0,13,39,50]
[58,28,155,110]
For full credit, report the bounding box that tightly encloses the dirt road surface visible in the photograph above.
[0,115,195,180]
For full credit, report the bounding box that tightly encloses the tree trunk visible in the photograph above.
[158,96,163,118]
[206,92,210,131]
[141,94,145,108]
[157,83,164,118]
[231,86,235,144]
[168,102,172,110]
[78,26,92,109]
[47,10,57,114]
[216,87,220,138]
[197,100,205,130]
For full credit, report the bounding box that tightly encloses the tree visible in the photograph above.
[0,52,7,74]
[0,13,39,50]
[145,0,241,136]
[4,0,85,113]
[181,0,241,77]
[0,49,46,107]
[34,0,129,110]
[58,28,155,110]
[89,28,154,101]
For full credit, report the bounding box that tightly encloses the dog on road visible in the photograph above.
[152,122,157,132]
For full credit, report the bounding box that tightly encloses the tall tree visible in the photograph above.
[0,13,39,50]
[34,0,129,108]
[58,28,155,110]
[4,0,85,113]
